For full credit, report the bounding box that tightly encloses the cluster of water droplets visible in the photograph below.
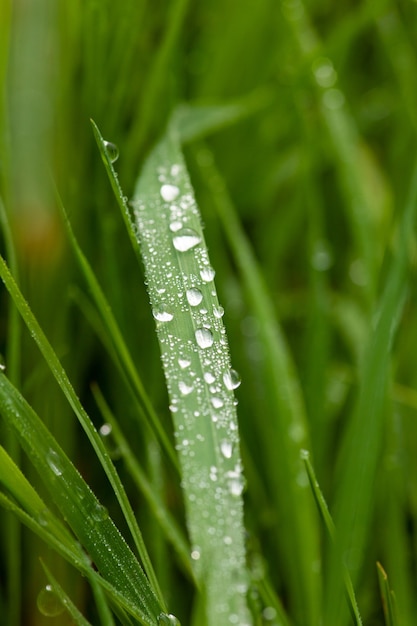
[131,151,250,626]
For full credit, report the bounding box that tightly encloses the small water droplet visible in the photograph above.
[195,328,214,349]
[223,369,241,390]
[103,140,119,163]
[153,306,174,322]
[262,607,277,621]
[169,220,183,232]
[179,381,194,396]
[220,440,233,459]
[99,423,120,459]
[191,548,201,560]
[173,228,201,252]
[312,57,337,88]
[91,502,108,522]
[186,288,203,306]
[160,184,180,202]
[200,267,215,282]
[0,355,6,371]
[37,585,65,617]
[158,613,181,626]
[300,448,310,460]
[211,396,224,409]
[46,449,63,477]
[178,357,191,369]
[204,372,216,384]
[226,470,245,496]
[213,305,224,318]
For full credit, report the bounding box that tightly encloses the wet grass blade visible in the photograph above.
[0,372,162,625]
[40,562,95,626]
[98,120,251,625]
[377,562,399,626]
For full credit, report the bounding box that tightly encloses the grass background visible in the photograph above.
[1,0,417,624]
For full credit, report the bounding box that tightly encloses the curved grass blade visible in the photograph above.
[0,373,162,625]
[104,126,251,625]
[377,562,399,626]
[0,254,165,611]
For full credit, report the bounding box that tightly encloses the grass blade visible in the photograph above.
[40,561,95,626]
[119,127,251,626]
[377,562,399,626]
[0,254,165,611]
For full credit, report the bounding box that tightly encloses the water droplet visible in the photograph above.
[300,448,310,460]
[99,423,112,437]
[220,440,233,459]
[311,240,333,271]
[213,305,224,318]
[195,328,214,349]
[46,449,63,477]
[153,306,174,322]
[160,184,180,202]
[179,381,194,396]
[226,470,245,496]
[312,57,337,88]
[263,606,277,621]
[103,140,119,163]
[204,372,216,384]
[158,614,181,626]
[91,502,108,522]
[186,288,203,306]
[0,355,6,371]
[169,220,183,232]
[200,267,215,282]
[191,548,201,560]
[99,423,120,459]
[173,228,201,252]
[178,357,191,369]
[37,585,65,617]
[211,396,224,409]
[223,369,241,390]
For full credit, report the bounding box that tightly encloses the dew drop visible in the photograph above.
[158,614,181,626]
[200,267,215,282]
[103,140,119,163]
[226,470,245,496]
[195,328,214,349]
[0,355,5,371]
[37,585,65,617]
[211,396,224,409]
[191,548,201,560]
[213,305,224,318]
[204,372,216,384]
[179,381,194,396]
[46,449,63,477]
[173,228,201,252]
[160,184,180,202]
[91,502,109,522]
[223,369,241,390]
[169,220,183,232]
[186,288,203,306]
[220,440,233,459]
[300,448,310,460]
[178,357,191,369]
[152,306,174,322]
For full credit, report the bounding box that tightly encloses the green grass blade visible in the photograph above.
[124,128,251,626]
[301,449,362,625]
[325,160,417,623]
[40,561,95,626]
[92,385,195,584]
[0,372,162,625]
[190,142,321,624]
[0,253,165,611]
[55,186,178,470]
[377,562,399,626]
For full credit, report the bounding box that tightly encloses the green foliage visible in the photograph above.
[1,1,417,625]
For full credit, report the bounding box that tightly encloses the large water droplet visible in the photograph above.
[186,288,203,306]
[169,220,183,232]
[37,585,65,617]
[213,305,224,318]
[195,328,214,349]
[200,267,215,282]
[153,306,174,322]
[223,369,241,390]
[160,184,180,202]
[173,228,201,252]
[211,396,224,409]
[103,141,119,163]
[46,449,63,477]
[204,372,216,384]
[220,440,233,459]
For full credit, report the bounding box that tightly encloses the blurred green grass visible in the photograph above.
[1,0,417,624]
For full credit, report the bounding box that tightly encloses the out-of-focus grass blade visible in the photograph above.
[325,160,417,624]
[190,142,321,625]
[301,449,362,625]
[106,121,251,626]
[0,373,162,625]
[377,562,399,626]
[0,254,165,611]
